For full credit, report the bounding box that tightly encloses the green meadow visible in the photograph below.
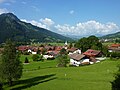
[3,55,120,90]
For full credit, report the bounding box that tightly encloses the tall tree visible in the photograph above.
[57,48,69,67]
[0,39,23,86]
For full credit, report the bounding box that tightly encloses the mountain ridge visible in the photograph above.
[0,13,72,43]
[100,31,120,39]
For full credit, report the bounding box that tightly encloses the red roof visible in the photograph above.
[83,49,101,57]
[55,46,62,51]
[111,44,120,48]
[17,46,28,51]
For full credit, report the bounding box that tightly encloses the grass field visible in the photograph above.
[3,55,120,90]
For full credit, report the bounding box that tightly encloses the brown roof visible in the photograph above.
[69,53,85,61]
[48,51,60,56]
[44,46,54,51]
[68,47,78,52]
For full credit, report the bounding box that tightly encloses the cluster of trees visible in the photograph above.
[74,35,111,56]
[75,35,102,52]
[0,40,23,87]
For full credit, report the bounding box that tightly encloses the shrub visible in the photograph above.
[24,57,29,63]
[32,54,40,61]
[110,52,120,59]
[111,65,120,90]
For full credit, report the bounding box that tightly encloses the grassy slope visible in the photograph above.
[4,55,120,90]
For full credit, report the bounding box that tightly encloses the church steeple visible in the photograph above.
[64,41,68,49]
[65,41,67,46]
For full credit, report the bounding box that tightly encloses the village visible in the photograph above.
[15,41,120,67]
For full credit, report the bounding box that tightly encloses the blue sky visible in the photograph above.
[0,0,120,37]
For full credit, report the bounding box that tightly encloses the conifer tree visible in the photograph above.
[0,39,23,86]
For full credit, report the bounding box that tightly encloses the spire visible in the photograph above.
[65,41,67,46]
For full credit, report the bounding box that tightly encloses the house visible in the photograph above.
[83,49,102,57]
[111,44,120,48]
[69,53,86,66]
[68,47,81,55]
[44,46,54,51]
[108,44,120,52]
[68,47,77,54]
[17,46,28,52]
[43,54,54,59]
[68,47,78,52]
[73,49,81,54]
[48,51,60,58]
[27,46,38,54]
[69,49,103,66]
[43,51,56,60]
[83,49,104,62]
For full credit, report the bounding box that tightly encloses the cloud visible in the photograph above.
[69,10,74,14]
[55,20,120,36]
[21,19,49,30]
[40,18,55,26]
[21,18,120,37]
[0,8,9,14]
[21,18,55,30]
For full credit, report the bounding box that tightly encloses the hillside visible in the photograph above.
[101,32,120,39]
[0,13,72,43]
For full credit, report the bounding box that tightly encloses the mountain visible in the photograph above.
[0,13,72,44]
[101,32,120,39]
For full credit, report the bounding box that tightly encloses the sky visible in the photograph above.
[0,0,120,37]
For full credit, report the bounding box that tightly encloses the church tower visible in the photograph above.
[64,41,68,49]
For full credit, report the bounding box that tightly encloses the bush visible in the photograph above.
[111,66,120,90]
[24,57,29,63]
[110,52,120,59]
[32,54,40,61]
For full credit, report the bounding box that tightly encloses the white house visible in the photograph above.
[73,49,81,54]
[32,51,37,54]
[43,55,54,59]
[28,49,32,53]
[69,53,85,66]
